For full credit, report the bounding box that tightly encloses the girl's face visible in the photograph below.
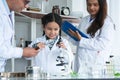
[87,0,100,18]
[44,22,60,39]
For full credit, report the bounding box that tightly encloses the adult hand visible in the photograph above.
[23,47,39,58]
[68,29,81,41]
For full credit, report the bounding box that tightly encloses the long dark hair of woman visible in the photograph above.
[87,0,107,37]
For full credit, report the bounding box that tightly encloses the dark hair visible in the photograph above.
[41,13,62,36]
[87,0,107,37]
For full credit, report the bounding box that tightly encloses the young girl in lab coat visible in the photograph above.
[28,13,73,76]
[68,0,115,77]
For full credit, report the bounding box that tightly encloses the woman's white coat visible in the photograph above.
[72,15,115,75]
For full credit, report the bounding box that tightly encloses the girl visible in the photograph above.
[29,13,73,76]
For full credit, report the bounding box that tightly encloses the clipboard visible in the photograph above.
[61,21,88,41]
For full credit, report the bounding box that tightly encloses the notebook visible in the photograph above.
[61,21,88,41]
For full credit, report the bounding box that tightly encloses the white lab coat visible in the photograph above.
[28,36,73,75]
[0,0,23,72]
[71,15,115,76]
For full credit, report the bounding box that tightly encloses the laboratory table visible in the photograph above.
[1,72,120,80]
[1,75,120,80]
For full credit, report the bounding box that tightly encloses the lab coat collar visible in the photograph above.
[89,15,95,22]
[2,0,14,28]
[51,36,61,51]
[44,35,60,51]
[2,0,11,15]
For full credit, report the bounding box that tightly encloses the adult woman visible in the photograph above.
[69,0,115,77]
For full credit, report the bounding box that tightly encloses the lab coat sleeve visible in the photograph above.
[67,16,88,46]
[0,47,23,59]
[0,16,23,59]
[79,18,115,51]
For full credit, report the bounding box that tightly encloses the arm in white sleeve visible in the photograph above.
[0,16,23,59]
[79,18,115,51]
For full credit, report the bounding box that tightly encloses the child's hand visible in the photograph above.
[37,42,45,49]
[57,42,66,49]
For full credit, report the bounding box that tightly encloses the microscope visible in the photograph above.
[56,37,69,72]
